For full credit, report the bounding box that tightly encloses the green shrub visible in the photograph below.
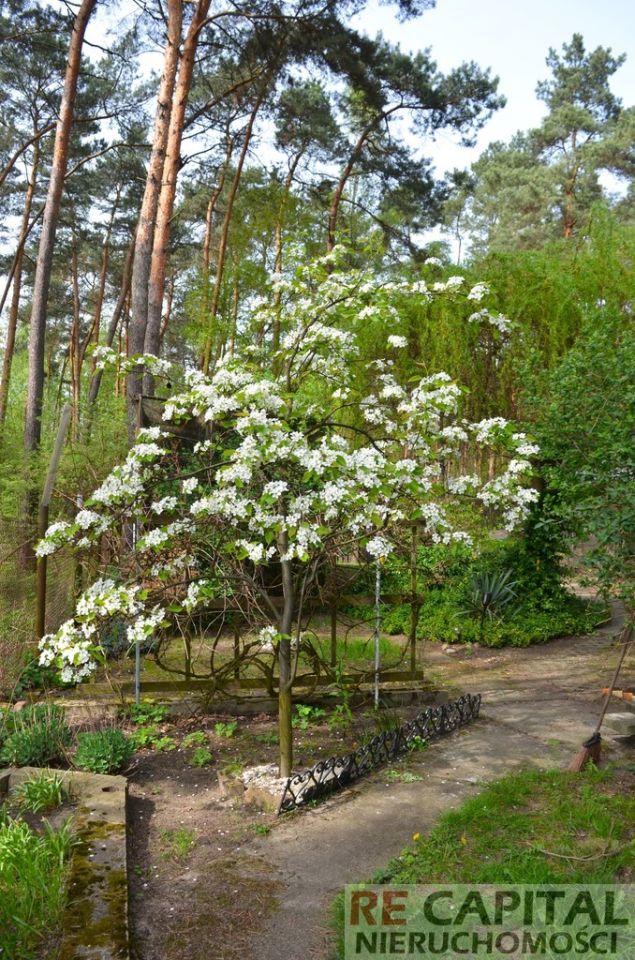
[128,701,168,725]
[74,728,134,774]
[188,747,213,767]
[0,704,71,767]
[130,723,159,747]
[378,534,606,649]
[213,720,237,738]
[12,650,69,699]
[293,704,326,730]
[182,730,208,748]
[130,724,176,751]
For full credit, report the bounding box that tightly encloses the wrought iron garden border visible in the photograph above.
[277,693,481,814]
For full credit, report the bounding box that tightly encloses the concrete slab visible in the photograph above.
[1,766,129,960]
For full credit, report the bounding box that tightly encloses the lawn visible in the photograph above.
[331,764,635,957]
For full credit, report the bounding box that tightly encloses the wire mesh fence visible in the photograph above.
[0,518,76,698]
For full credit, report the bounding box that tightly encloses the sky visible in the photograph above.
[352,0,635,176]
[86,0,635,180]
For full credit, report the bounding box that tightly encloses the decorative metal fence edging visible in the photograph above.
[277,693,481,814]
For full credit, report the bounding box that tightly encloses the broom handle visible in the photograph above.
[594,618,634,735]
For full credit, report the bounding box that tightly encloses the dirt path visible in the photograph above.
[245,605,633,960]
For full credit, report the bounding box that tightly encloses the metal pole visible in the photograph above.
[133,395,143,705]
[409,523,418,677]
[330,560,338,668]
[35,404,72,640]
[133,517,141,706]
[374,559,381,709]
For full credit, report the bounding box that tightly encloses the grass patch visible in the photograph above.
[159,827,196,861]
[0,703,71,767]
[0,811,76,959]
[330,765,635,957]
[384,769,423,783]
[380,766,635,885]
[312,635,404,664]
[15,772,69,814]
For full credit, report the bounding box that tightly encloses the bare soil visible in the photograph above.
[125,707,411,960]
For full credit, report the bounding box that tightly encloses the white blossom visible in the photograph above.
[365,536,393,560]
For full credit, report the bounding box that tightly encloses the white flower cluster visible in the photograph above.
[39,580,145,682]
[92,346,172,376]
[467,282,490,302]
[126,606,166,645]
[365,536,393,560]
[468,308,512,335]
[257,624,278,653]
[183,580,214,612]
[35,521,74,557]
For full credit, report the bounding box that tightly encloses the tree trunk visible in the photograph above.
[69,241,82,440]
[563,182,576,238]
[159,272,176,344]
[23,0,97,454]
[143,0,211,396]
[81,185,120,373]
[326,110,397,252]
[277,532,295,778]
[202,134,234,272]
[127,0,182,436]
[229,268,239,355]
[327,142,365,253]
[86,237,135,411]
[0,140,39,436]
[202,87,268,374]
[21,0,97,567]
[271,151,303,352]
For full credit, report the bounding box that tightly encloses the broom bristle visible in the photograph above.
[568,732,602,772]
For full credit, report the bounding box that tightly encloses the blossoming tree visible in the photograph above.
[37,252,538,776]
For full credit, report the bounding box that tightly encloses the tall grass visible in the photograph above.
[0,814,76,959]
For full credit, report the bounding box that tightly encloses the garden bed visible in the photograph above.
[0,766,128,960]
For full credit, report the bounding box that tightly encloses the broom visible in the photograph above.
[568,619,634,772]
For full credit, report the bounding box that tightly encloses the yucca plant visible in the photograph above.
[459,569,518,642]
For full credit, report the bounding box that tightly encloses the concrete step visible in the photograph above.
[603,712,635,736]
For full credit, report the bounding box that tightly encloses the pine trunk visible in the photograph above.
[143,0,211,396]
[127,0,182,435]
[202,87,267,373]
[86,238,135,411]
[0,141,39,435]
[23,0,97,454]
[21,0,97,568]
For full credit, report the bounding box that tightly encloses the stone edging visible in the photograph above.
[0,766,129,959]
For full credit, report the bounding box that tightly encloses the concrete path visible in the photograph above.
[248,606,633,960]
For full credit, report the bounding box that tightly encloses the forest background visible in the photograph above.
[0,0,633,703]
